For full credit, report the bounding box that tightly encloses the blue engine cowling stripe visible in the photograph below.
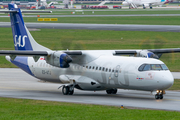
[60,53,66,68]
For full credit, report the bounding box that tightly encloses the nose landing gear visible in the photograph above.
[155,90,163,99]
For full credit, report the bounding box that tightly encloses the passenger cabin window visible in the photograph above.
[89,66,91,69]
[106,68,108,72]
[99,67,101,71]
[138,64,169,71]
[109,69,111,72]
[96,67,98,70]
[92,66,95,70]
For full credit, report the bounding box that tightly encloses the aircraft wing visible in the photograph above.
[0,50,48,56]
[114,48,180,55]
[148,48,180,54]
[0,50,83,65]
[0,50,82,56]
[114,48,180,58]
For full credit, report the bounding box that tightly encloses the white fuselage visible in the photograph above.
[20,50,174,92]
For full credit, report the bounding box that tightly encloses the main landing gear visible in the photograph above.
[62,85,74,95]
[155,90,163,99]
[106,88,118,94]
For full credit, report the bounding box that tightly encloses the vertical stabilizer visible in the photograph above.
[8,3,50,51]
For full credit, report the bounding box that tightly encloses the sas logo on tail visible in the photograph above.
[14,35,27,47]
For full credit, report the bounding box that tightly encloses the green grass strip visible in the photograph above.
[169,79,180,90]
[1,16,180,25]
[1,27,180,71]
[0,97,180,120]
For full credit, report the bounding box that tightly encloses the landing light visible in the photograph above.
[156,90,159,93]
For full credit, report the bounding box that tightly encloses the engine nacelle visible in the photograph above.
[45,52,72,68]
[137,50,159,59]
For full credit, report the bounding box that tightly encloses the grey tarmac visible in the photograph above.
[0,68,180,111]
[1,22,180,32]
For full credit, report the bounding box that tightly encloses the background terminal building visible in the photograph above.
[0,0,123,6]
[74,0,123,4]
[0,0,37,5]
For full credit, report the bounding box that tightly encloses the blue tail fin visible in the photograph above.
[9,3,33,50]
[8,3,50,51]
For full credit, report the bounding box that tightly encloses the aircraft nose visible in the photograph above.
[162,74,174,89]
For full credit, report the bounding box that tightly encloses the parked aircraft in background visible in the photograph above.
[0,3,179,99]
[122,0,172,9]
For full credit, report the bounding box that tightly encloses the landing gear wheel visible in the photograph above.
[150,6,152,9]
[155,94,159,99]
[112,89,117,94]
[106,90,112,94]
[143,5,146,9]
[106,89,117,94]
[62,86,69,95]
[159,94,163,99]
[69,89,74,95]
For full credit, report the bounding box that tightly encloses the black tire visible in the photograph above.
[62,86,69,95]
[106,90,112,94]
[69,89,74,95]
[150,6,152,9]
[159,94,163,99]
[112,89,117,94]
[155,94,159,99]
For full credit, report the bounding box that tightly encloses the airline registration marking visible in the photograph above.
[42,70,51,75]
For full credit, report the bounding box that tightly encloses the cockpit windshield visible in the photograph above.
[138,64,169,71]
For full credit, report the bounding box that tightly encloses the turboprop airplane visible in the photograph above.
[122,0,171,9]
[0,3,179,99]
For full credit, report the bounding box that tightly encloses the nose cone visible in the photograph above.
[162,72,174,89]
